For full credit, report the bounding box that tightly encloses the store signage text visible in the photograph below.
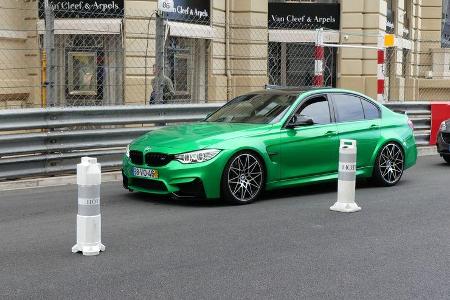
[166,0,210,25]
[268,3,340,30]
[270,15,337,26]
[38,0,124,18]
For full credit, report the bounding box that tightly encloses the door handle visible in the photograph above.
[325,130,337,136]
[369,124,379,129]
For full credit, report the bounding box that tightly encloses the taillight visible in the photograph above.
[407,119,414,130]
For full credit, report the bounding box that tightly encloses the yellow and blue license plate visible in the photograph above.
[132,167,159,179]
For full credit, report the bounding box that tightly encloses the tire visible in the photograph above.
[443,155,450,164]
[372,142,405,187]
[221,151,265,204]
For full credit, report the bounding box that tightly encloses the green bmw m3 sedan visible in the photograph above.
[122,88,417,204]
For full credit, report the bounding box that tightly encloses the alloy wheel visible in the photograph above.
[227,153,263,202]
[378,143,404,184]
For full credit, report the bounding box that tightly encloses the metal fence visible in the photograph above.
[2,3,450,109]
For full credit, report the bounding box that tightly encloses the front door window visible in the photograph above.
[297,96,332,124]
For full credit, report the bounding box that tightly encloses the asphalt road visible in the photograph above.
[1,155,450,299]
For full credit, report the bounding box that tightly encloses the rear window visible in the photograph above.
[361,99,381,119]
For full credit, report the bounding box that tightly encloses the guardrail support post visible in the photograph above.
[72,157,105,256]
[330,139,361,213]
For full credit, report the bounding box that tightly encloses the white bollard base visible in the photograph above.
[72,243,105,256]
[330,202,361,213]
[72,214,105,256]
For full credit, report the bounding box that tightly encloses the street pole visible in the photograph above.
[44,0,55,107]
[154,11,166,104]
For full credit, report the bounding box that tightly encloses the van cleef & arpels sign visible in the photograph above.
[38,0,124,18]
[268,3,340,30]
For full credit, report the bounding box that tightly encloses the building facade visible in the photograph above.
[0,0,448,108]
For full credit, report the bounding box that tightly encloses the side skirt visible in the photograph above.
[265,167,372,191]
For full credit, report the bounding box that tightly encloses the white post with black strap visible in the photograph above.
[72,157,105,256]
[330,139,361,213]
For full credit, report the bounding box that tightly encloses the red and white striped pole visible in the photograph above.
[314,28,324,87]
[377,35,385,102]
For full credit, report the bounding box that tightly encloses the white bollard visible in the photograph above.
[330,139,361,213]
[72,157,105,256]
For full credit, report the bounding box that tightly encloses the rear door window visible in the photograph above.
[333,94,365,123]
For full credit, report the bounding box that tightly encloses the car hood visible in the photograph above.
[131,122,272,153]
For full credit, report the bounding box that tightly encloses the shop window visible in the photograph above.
[42,34,124,106]
[64,36,105,105]
[386,0,395,34]
[442,0,450,47]
[401,48,410,78]
[268,42,282,86]
[166,37,207,103]
[403,0,411,39]
[268,42,336,87]
[173,54,190,94]
[68,52,97,96]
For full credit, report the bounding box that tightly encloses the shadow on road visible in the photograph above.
[123,190,226,208]
[120,177,407,207]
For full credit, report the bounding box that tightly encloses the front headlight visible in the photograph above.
[175,149,221,164]
[440,121,447,132]
[125,144,130,157]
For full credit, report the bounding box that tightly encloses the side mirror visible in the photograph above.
[286,115,314,128]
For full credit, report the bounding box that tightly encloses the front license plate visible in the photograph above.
[132,167,159,179]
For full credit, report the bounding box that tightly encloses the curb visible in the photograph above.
[0,171,122,192]
[417,145,437,157]
[0,146,439,192]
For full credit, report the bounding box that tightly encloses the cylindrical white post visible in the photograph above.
[330,139,361,213]
[72,157,105,256]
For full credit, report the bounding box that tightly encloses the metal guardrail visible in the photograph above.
[0,102,431,181]
[0,104,223,180]
[0,104,222,131]
[385,102,431,146]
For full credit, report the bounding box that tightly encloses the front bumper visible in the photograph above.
[436,130,450,156]
[122,153,226,199]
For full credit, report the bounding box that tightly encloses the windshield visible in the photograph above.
[205,93,298,124]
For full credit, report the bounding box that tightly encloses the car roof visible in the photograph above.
[249,87,358,97]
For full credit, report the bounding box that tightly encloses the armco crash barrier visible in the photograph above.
[330,139,361,213]
[72,157,105,256]
[0,103,432,181]
[0,104,223,181]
